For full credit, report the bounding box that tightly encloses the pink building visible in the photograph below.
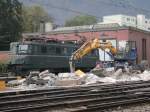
[46,25,150,65]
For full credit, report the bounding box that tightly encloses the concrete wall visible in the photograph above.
[128,29,150,64]
[101,14,150,32]
[102,15,137,27]
[137,15,150,31]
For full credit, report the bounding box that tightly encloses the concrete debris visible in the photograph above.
[99,77,116,83]
[55,72,85,86]
[113,70,150,82]
[115,74,140,82]
[58,73,77,79]
[84,73,101,84]
[39,70,56,86]
[112,69,123,78]
[90,67,115,77]
[136,70,150,81]
[90,68,105,77]
[25,72,47,85]
[7,68,150,89]
[7,78,26,87]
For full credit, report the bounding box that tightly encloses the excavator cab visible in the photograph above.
[69,38,117,72]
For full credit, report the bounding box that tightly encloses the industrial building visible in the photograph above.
[45,23,150,65]
[100,14,150,32]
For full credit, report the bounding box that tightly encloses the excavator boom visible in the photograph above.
[69,38,117,72]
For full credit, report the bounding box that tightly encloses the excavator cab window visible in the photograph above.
[102,40,106,42]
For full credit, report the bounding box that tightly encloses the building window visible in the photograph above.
[142,39,147,60]
[127,18,130,21]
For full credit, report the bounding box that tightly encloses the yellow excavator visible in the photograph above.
[69,38,117,72]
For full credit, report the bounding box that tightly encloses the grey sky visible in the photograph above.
[20,0,150,25]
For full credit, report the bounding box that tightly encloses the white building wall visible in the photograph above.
[100,14,150,32]
[101,15,136,27]
[103,15,123,26]
[121,15,137,27]
[137,14,145,30]
[136,15,150,31]
[45,22,53,32]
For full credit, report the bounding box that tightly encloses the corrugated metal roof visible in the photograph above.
[53,23,120,32]
[22,23,150,36]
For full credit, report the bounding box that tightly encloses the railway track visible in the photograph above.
[0,73,19,82]
[1,80,150,112]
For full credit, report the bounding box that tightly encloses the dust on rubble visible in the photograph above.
[107,103,150,112]
[7,68,150,89]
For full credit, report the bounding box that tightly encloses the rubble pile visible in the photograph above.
[113,69,150,82]
[110,103,150,112]
[7,67,150,89]
[55,72,85,86]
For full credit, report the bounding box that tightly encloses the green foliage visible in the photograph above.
[65,15,97,27]
[0,63,8,73]
[22,5,53,32]
[0,0,23,46]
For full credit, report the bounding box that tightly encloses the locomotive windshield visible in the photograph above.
[18,45,29,54]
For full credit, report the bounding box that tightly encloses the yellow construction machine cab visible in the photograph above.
[69,38,117,72]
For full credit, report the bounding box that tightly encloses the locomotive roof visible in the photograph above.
[11,41,78,47]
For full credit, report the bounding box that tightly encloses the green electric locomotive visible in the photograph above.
[8,40,98,75]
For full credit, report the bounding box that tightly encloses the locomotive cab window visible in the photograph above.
[18,44,28,54]
[41,46,47,53]
[63,47,67,55]
[31,45,39,54]
[10,43,18,54]
[56,47,61,55]
[48,46,56,55]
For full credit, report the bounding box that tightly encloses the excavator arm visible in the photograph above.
[69,38,117,72]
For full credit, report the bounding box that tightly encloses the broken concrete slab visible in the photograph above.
[7,78,26,87]
[55,78,83,86]
[90,68,105,77]
[56,72,86,86]
[112,69,123,78]
[84,73,101,85]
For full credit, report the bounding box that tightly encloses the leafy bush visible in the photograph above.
[0,63,8,73]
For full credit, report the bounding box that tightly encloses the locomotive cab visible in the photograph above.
[8,42,32,75]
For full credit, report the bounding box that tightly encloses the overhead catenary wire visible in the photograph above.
[27,0,150,24]
[89,0,150,16]
[28,0,101,19]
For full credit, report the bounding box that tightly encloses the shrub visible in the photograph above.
[0,63,8,73]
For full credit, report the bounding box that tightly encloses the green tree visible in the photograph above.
[0,0,22,50]
[65,15,97,27]
[22,5,53,32]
